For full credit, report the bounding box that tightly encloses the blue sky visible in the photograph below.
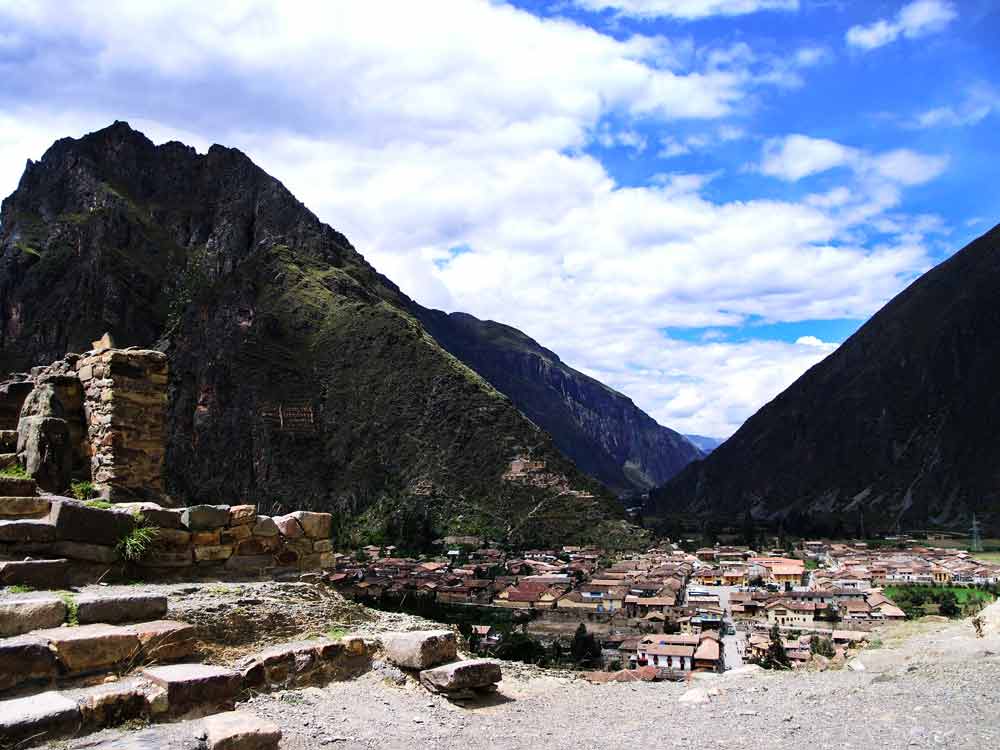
[0,0,997,437]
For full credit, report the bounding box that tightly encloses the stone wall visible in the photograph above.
[0,498,336,586]
[76,349,168,502]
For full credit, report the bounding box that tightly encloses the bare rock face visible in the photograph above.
[382,630,458,670]
[418,658,502,694]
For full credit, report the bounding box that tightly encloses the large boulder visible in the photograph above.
[419,659,502,694]
[17,416,72,493]
[382,630,457,670]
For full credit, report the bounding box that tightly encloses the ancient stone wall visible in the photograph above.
[76,349,168,502]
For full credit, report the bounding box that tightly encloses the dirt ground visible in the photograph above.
[54,595,1000,750]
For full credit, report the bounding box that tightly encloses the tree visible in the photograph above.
[809,635,835,658]
[762,624,790,669]
[570,623,602,665]
[936,590,960,618]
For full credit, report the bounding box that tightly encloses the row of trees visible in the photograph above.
[468,623,604,668]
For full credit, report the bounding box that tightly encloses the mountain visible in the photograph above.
[650,224,1000,537]
[0,121,636,548]
[684,435,724,455]
[413,310,703,494]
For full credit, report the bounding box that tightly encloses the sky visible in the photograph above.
[0,0,997,438]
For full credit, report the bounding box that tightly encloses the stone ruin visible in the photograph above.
[0,339,167,502]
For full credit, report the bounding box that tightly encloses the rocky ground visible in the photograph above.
[47,594,1000,750]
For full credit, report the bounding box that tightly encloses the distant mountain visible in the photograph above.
[414,310,703,494]
[684,435,724,454]
[651,224,1000,537]
[0,122,632,548]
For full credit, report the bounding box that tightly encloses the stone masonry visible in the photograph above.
[76,348,168,502]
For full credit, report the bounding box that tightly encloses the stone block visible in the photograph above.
[299,553,322,570]
[0,595,67,637]
[419,659,502,694]
[0,518,56,543]
[50,540,120,563]
[202,710,282,750]
[182,505,231,531]
[126,620,197,662]
[382,630,457,670]
[0,690,81,745]
[273,514,303,538]
[155,527,192,547]
[117,502,185,529]
[76,593,168,624]
[0,429,17,451]
[221,523,252,544]
[35,623,141,674]
[0,496,49,519]
[141,663,241,714]
[285,538,314,556]
[251,516,279,537]
[319,552,337,568]
[229,505,257,526]
[235,536,279,556]
[50,499,135,546]
[0,635,58,691]
[288,511,332,539]
[71,677,149,729]
[192,530,221,546]
[0,558,69,588]
[137,549,193,568]
[0,475,37,496]
[194,544,234,562]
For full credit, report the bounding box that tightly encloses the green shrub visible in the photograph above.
[116,513,159,562]
[72,481,98,501]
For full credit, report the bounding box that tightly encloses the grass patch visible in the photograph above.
[14,241,41,257]
[116,513,159,562]
[6,584,34,594]
[326,626,348,640]
[85,499,114,510]
[0,464,28,478]
[57,591,79,626]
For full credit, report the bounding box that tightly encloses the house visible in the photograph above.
[494,583,561,609]
[471,625,500,648]
[634,638,697,671]
[766,599,816,628]
[693,632,724,672]
[557,585,628,612]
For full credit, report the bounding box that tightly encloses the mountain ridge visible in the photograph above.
[650,223,1000,536]
[0,121,638,548]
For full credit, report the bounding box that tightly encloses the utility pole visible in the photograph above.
[970,513,983,554]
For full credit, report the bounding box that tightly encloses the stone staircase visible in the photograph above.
[0,474,74,591]
[0,586,377,749]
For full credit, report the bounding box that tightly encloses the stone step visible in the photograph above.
[0,594,67,637]
[0,517,56,543]
[0,557,69,588]
[76,593,169,625]
[0,430,17,451]
[0,495,51,519]
[0,620,196,695]
[141,663,242,717]
[0,475,37,496]
[0,681,279,749]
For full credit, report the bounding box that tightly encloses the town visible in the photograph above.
[323,536,1000,676]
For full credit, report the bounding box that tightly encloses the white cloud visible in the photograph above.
[760,135,857,181]
[573,0,799,20]
[760,134,948,187]
[912,84,999,128]
[846,0,957,51]
[0,0,950,437]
